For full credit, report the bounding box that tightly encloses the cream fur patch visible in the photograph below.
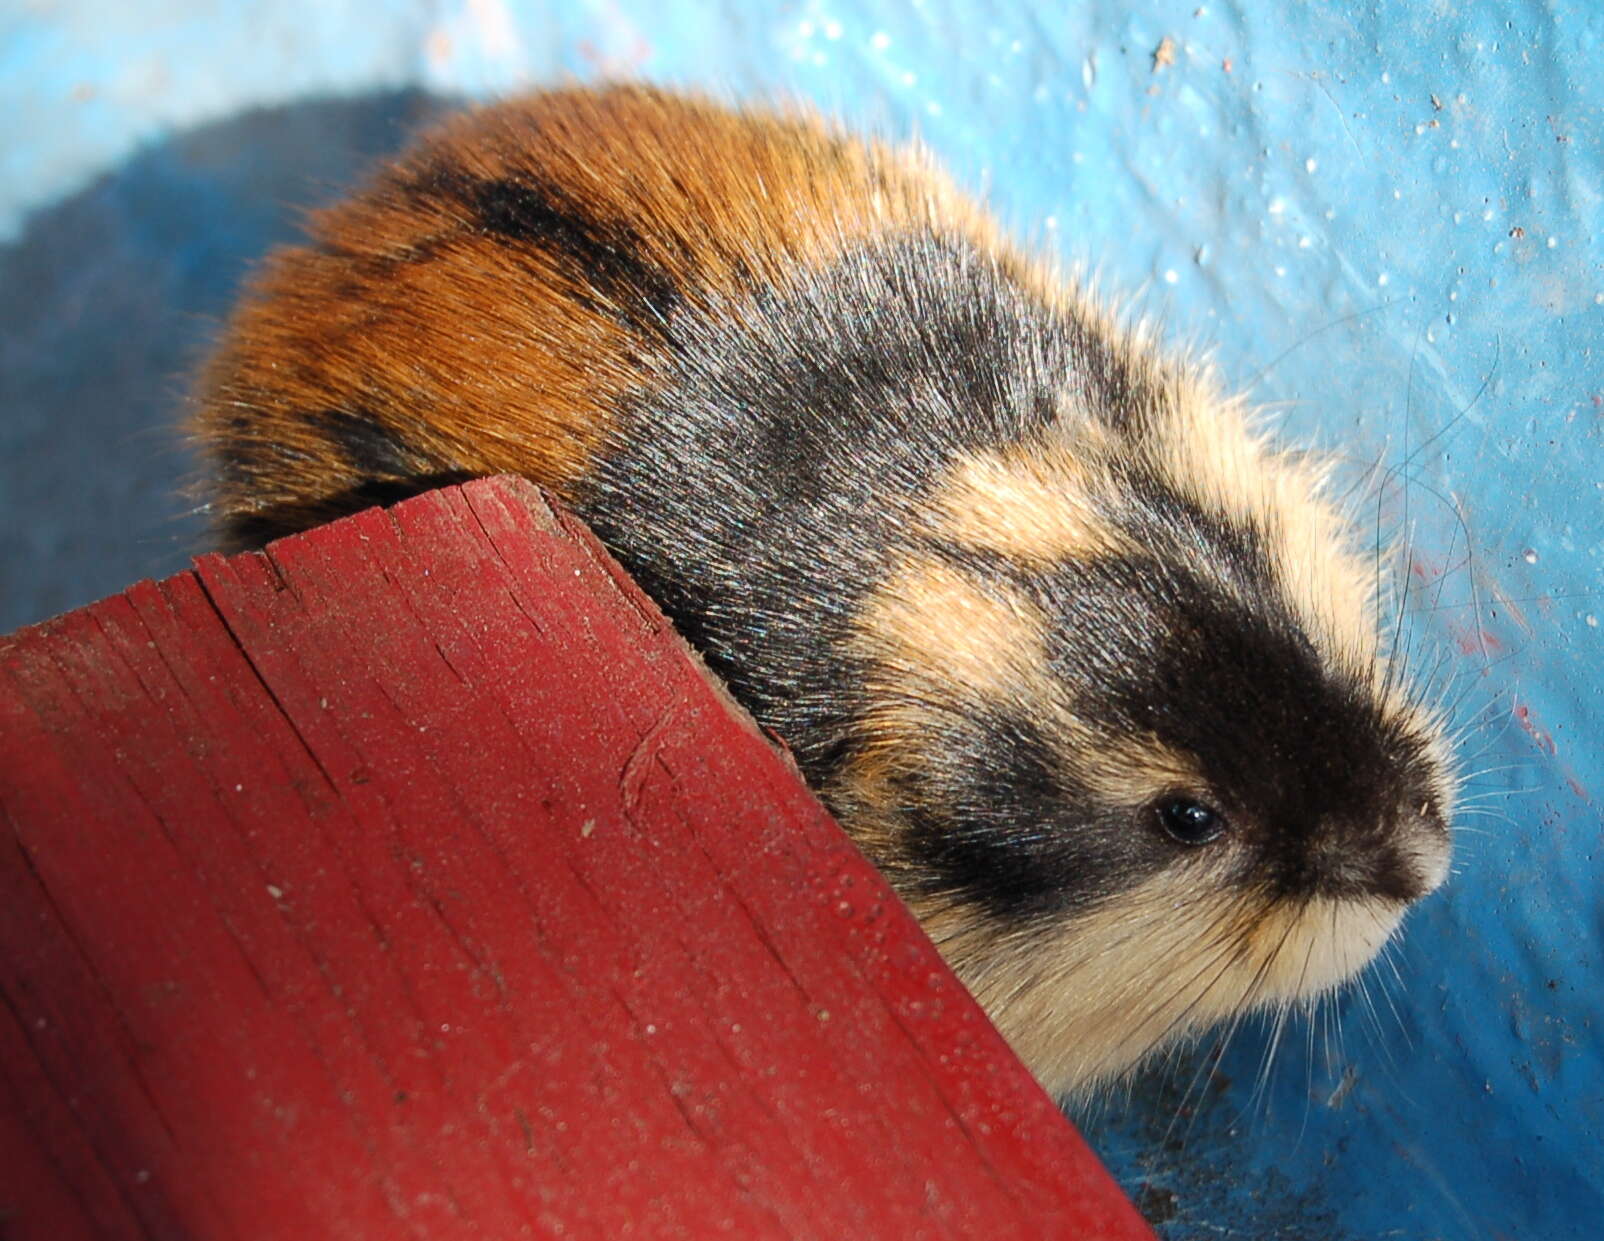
[921,873,1408,1100]
[932,437,1135,565]
[855,554,1055,702]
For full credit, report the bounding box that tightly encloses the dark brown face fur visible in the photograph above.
[192,87,1454,1098]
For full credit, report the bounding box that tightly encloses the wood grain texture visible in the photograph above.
[0,475,1153,1240]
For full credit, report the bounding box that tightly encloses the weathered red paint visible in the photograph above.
[0,477,1154,1241]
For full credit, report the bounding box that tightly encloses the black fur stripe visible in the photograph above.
[313,407,420,477]
[462,173,681,338]
[896,704,1145,919]
[220,472,477,553]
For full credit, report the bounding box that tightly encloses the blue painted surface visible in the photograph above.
[2,3,1598,1236]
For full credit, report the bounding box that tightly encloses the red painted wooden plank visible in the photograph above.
[0,476,1154,1240]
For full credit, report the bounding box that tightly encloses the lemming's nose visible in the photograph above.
[1403,799,1452,898]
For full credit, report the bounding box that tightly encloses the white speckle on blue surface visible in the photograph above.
[870,30,890,51]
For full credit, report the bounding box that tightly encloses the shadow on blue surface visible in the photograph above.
[0,90,452,632]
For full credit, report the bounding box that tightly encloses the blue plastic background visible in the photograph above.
[2,3,1598,1236]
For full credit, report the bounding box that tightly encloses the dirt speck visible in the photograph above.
[1137,1184,1179,1224]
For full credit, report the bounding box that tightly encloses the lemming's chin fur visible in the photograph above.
[191,85,1455,1100]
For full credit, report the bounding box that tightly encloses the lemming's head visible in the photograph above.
[833,368,1454,1097]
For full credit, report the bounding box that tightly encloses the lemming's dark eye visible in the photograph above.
[1155,797,1226,846]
